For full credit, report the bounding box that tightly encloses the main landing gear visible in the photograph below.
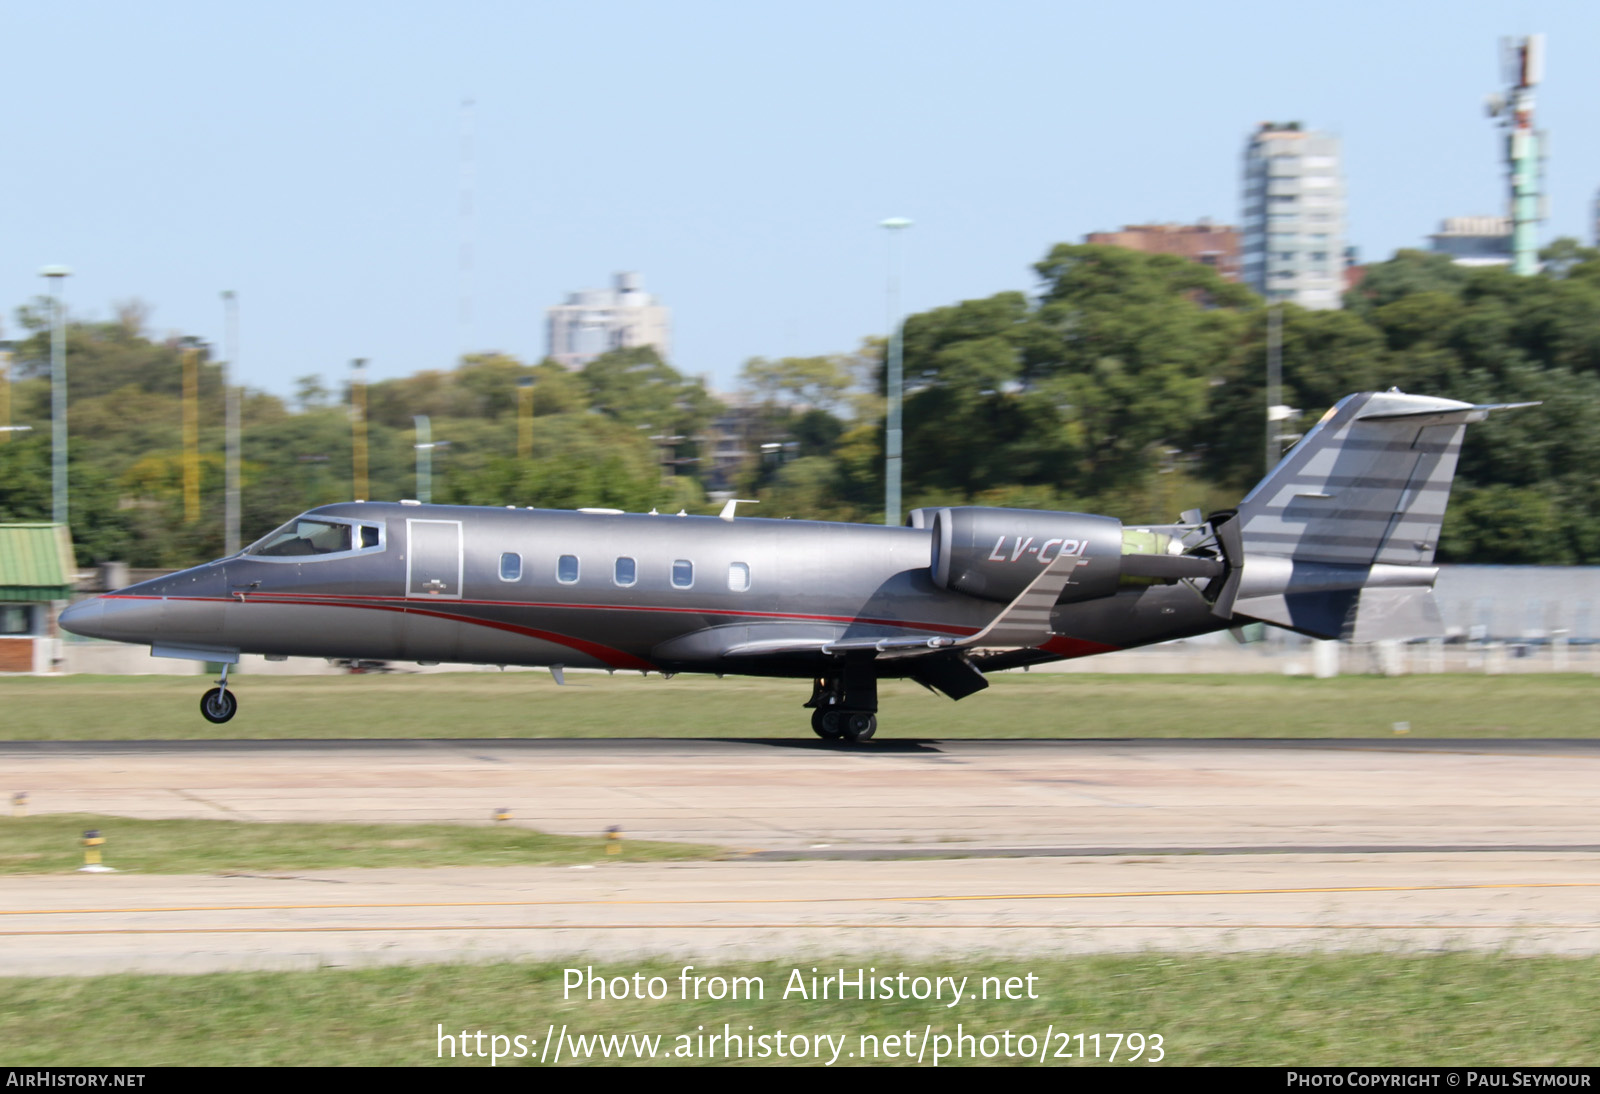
[805,667,878,742]
[200,663,238,724]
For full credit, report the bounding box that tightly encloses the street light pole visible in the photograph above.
[182,346,200,524]
[41,266,71,527]
[0,339,11,444]
[1265,303,1282,472]
[881,217,912,526]
[517,375,534,460]
[350,358,368,501]
[413,414,432,504]
[221,291,241,555]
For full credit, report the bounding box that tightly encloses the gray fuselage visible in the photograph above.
[63,501,1228,679]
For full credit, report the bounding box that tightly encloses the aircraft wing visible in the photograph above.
[715,543,1091,663]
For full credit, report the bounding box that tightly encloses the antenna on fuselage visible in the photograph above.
[718,498,759,522]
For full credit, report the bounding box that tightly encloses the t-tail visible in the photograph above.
[1206,390,1536,642]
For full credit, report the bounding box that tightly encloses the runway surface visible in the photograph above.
[3,738,1599,973]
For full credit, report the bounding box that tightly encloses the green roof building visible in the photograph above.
[0,523,77,673]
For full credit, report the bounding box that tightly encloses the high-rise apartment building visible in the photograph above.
[1083,221,1241,281]
[546,272,671,369]
[1241,122,1347,308]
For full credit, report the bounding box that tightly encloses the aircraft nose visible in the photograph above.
[58,595,167,643]
[58,597,106,639]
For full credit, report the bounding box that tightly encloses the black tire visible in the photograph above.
[842,712,876,742]
[811,707,844,740]
[200,687,238,724]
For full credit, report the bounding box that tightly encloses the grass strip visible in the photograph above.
[2,953,1597,1066]
[1,672,1598,740]
[0,813,716,875]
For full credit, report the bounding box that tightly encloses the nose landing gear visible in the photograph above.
[199,663,238,724]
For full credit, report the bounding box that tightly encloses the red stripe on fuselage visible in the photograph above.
[103,593,655,671]
[1036,635,1122,659]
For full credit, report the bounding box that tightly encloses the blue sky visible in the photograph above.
[4,0,1594,399]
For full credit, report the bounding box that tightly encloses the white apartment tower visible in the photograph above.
[1241,123,1347,309]
[546,272,671,369]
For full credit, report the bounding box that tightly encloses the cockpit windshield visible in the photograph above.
[245,518,382,558]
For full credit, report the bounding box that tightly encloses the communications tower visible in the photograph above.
[1486,34,1545,276]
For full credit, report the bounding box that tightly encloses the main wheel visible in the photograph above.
[200,687,238,724]
[811,707,844,740]
[840,712,877,742]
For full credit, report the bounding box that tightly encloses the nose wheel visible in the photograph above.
[199,663,239,724]
[200,688,237,723]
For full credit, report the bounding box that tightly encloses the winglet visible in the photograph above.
[719,499,759,522]
[955,545,1087,649]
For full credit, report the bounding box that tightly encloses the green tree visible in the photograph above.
[581,347,720,476]
[740,354,854,413]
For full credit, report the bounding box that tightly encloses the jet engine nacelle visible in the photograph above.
[924,506,1125,605]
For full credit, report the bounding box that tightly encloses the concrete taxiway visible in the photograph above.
[2,738,1598,973]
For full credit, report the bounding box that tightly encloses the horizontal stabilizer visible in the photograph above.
[1358,401,1540,423]
[1348,586,1444,643]
[1232,580,1444,642]
[1232,591,1357,640]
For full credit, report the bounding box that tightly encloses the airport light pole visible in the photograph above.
[0,340,12,444]
[881,217,912,526]
[221,291,241,555]
[413,414,433,504]
[41,266,71,527]
[182,346,200,524]
[350,358,368,501]
[1265,303,1282,472]
[517,375,534,460]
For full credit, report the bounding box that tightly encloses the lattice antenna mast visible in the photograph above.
[1487,34,1545,276]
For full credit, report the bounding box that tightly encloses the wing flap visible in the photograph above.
[720,634,959,659]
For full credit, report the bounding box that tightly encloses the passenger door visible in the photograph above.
[406,519,463,598]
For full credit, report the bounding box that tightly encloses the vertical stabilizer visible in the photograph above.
[1236,391,1514,567]
[1219,390,1535,640]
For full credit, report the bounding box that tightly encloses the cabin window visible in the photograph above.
[500,553,522,582]
[672,559,694,589]
[614,557,637,587]
[728,562,750,592]
[557,555,580,584]
[360,525,381,549]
